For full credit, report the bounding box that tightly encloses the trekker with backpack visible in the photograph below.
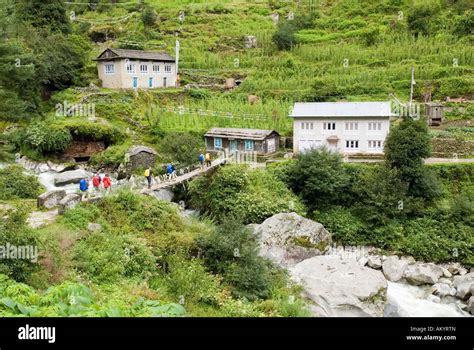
[144,167,153,189]
[92,173,101,193]
[103,174,111,194]
[166,163,174,181]
[79,178,89,200]
[205,152,212,167]
[199,152,205,168]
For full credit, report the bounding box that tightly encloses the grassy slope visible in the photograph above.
[51,0,472,139]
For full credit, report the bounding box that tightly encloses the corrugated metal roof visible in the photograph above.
[96,48,175,62]
[205,128,277,140]
[290,101,391,118]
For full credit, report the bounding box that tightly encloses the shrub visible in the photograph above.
[285,148,349,210]
[188,165,304,224]
[0,206,40,282]
[73,231,156,283]
[157,132,204,168]
[196,217,276,301]
[0,165,42,200]
[22,122,72,154]
[314,207,368,245]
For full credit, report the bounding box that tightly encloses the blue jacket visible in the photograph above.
[79,179,88,191]
[199,154,204,162]
[167,164,173,174]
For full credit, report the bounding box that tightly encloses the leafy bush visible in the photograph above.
[59,119,124,145]
[0,207,40,282]
[284,148,349,210]
[0,165,42,200]
[22,122,72,154]
[314,207,367,245]
[157,131,204,168]
[73,231,156,283]
[196,218,276,301]
[188,165,304,224]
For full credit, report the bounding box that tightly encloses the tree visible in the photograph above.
[142,6,157,29]
[158,132,204,168]
[15,0,71,34]
[407,4,438,37]
[196,217,275,300]
[285,148,349,209]
[272,13,316,51]
[384,117,441,199]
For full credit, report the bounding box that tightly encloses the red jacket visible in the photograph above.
[92,176,101,187]
[103,177,111,188]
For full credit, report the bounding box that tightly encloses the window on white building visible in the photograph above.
[104,63,115,75]
[368,140,383,149]
[126,63,136,74]
[323,122,336,131]
[301,122,314,130]
[164,64,172,73]
[140,64,148,74]
[368,122,382,131]
[152,64,160,73]
[345,122,358,131]
[345,140,359,149]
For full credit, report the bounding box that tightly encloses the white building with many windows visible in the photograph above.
[95,48,177,89]
[290,101,392,155]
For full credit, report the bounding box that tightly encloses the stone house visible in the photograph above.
[204,128,279,155]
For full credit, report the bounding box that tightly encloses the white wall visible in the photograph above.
[98,59,177,89]
[293,117,390,154]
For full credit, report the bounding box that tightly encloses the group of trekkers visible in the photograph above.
[79,152,214,193]
[79,173,112,200]
[145,151,213,189]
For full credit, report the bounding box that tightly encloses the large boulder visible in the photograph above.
[431,283,457,298]
[27,209,59,229]
[252,212,331,268]
[404,263,444,285]
[37,190,66,209]
[467,296,474,315]
[382,256,408,282]
[58,194,82,214]
[151,188,174,202]
[453,273,474,300]
[290,256,387,317]
[54,169,89,186]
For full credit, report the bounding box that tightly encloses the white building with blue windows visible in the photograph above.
[290,101,392,155]
[95,48,177,89]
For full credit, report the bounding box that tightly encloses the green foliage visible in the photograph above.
[89,141,131,168]
[196,217,276,301]
[73,230,156,284]
[0,165,42,200]
[188,165,304,224]
[21,122,72,154]
[285,148,349,210]
[385,118,441,199]
[407,3,439,36]
[272,13,316,50]
[0,206,40,282]
[159,254,223,306]
[0,274,186,317]
[142,6,157,28]
[157,131,204,168]
[59,119,125,145]
[15,0,71,34]
[314,207,367,245]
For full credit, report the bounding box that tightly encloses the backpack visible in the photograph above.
[199,154,204,162]
[92,176,101,187]
[167,164,173,173]
[205,153,211,161]
[144,169,150,177]
[79,179,88,191]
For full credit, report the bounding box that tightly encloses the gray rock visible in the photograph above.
[442,268,452,278]
[467,296,474,315]
[27,209,59,229]
[46,161,68,173]
[290,256,387,317]
[358,256,369,266]
[438,277,453,286]
[382,256,408,282]
[37,162,50,173]
[54,169,89,186]
[453,273,474,300]
[87,223,102,232]
[427,294,441,303]
[367,255,382,269]
[244,35,257,48]
[252,212,331,268]
[401,256,416,265]
[446,262,465,275]
[152,188,174,202]
[58,194,82,214]
[404,263,444,285]
[37,190,66,209]
[431,283,456,297]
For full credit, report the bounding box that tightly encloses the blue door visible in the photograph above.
[133,77,138,88]
[149,77,153,88]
